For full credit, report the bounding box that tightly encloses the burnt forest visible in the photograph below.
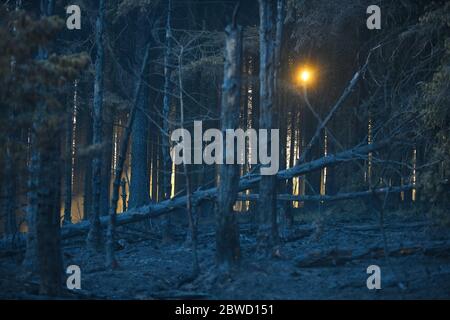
[0,0,449,300]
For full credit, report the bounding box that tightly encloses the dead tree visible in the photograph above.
[237,185,414,202]
[215,7,242,269]
[23,0,56,272]
[258,0,278,249]
[63,81,77,225]
[106,43,152,269]
[49,138,393,242]
[24,0,70,296]
[273,0,288,229]
[23,139,39,270]
[35,122,63,296]
[162,0,174,241]
[178,42,199,275]
[4,88,18,237]
[129,13,151,209]
[4,8,20,234]
[87,0,106,252]
[1,139,400,252]
[121,178,127,212]
[100,113,113,217]
[167,28,217,275]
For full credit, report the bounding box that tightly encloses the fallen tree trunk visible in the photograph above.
[0,139,393,246]
[62,140,392,238]
[60,139,393,239]
[237,185,413,202]
[295,240,450,268]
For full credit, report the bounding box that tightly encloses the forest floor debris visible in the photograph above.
[1,212,450,299]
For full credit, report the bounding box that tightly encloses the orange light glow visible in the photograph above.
[300,70,310,82]
[297,66,315,86]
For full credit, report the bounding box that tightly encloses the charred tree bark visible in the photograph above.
[23,139,39,271]
[285,103,296,224]
[25,139,393,242]
[23,0,55,272]
[249,54,259,216]
[23,0,63,296]
[4,115,18,236]
[83,118,92,221]
[87,0,105,252]
[162,0,174,242]
[257,0,278,249]
[237,185,414,202]
[215,16,242,269]
[3,1,21,239]
[63,91,74,224]
[129,18,150,208]
[23,119,63,295]
[35,127,63,296]
[178,46,199,275]
[150,135,159,201]
[121,178,127,212]
[106,43,151,269]
[100,115,113,217]
[274,0,287,231]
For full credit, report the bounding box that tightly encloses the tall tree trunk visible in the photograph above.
[216,15,242,269]
[83,118,92,221]
[24,127,63,296]
[23,0,62,296]
[87,0,105,251]
[63,82,77,224]
[106,44,151,269]
[121,178,127,212]
[162,0,174,242]
[23,0,55,272]
[23,138,39,271]
[35,124,63,296]
[150,137,158,201]
[3,0,23,239]
[4,113,18,237]
[178,47,199,275]
[274,0,284,85]
[249,55,259,217]
[129,15,151,208]
[257,0,278,250]
[285,103,297,225]
[274,0,287,232]
[100,113,113,216]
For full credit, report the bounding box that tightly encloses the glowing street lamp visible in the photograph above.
[300,70,310,82]
[297,67,314,87]
[296,66,316,112]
